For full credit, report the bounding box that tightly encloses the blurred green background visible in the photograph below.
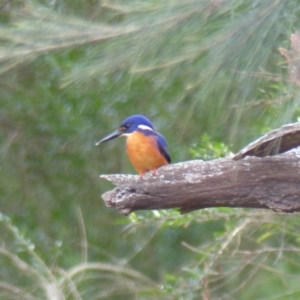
[1,0,300,299]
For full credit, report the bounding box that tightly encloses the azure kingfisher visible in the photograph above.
[96,115,171,177]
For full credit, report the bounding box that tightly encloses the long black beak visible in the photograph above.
[95,130,122,146]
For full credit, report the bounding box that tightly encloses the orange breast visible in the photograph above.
[126,131,169,175]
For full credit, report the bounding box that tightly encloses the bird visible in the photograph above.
[96,115,171,177]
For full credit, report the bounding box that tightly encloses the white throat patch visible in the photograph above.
[138,125,153,131]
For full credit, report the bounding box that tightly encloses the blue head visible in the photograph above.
[96,115,154,145]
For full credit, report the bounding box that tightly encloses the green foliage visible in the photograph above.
[1,0,300,299]
[189,133,233,160]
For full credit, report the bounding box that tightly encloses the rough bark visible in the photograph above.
[233,122,300,160]
[101,149,300,215]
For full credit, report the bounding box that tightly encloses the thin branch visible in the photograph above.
[66,262,156,287]
[0,281,39,300]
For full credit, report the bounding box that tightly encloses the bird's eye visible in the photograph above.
[119,124,130,131]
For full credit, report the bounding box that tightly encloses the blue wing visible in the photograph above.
[155,132,171,164]
[137,126,171,163]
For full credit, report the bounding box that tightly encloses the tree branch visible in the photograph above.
[101,149,300,215]
[100,122,300,215]
[233,122,300,160]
